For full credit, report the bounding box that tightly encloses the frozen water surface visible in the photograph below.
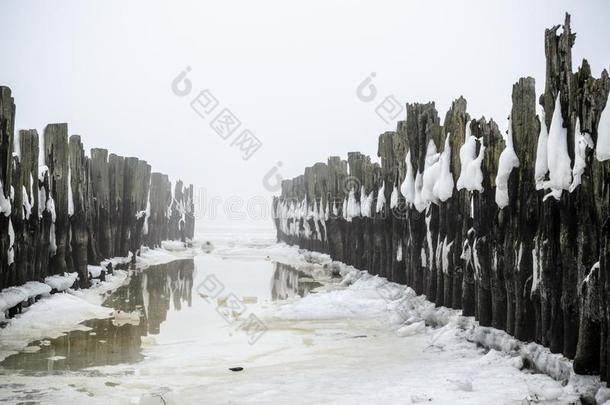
[0,230,582,404]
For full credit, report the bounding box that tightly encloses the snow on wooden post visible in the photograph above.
[44,123,71,276]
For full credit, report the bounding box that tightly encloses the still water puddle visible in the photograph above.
[0,258,322,373]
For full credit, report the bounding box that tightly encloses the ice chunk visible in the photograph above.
[0,282,51,313]
[44,273,78,292]
[87,265,105,279]
[396,320,426,337]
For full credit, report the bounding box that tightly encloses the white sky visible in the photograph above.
[1,0,608,229]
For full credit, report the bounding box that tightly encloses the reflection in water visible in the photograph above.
[271,262,322,301]
[0,259,194,372]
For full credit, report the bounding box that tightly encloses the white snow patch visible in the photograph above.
[535,106,549,190]
[569,119,593,192]
[401,151,415,204]
[0,282,51,314]
[544,94,572,197]
[413,171,426,212]
[7,218,15,265]
[22,185,32,220]
[389,184,400,209]
[421,140,440,206]
[463,139,485,192]
[495,116,520,208]
[433,133,455,201]
[457,122,477,190]
[67,164,74,216]
[596,95,610,161]
[44,273,78,292]
[0,180,11,216]
[375,182,386,214]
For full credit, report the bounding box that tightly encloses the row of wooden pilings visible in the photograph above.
[273,14,610,381]
[0,86,195,292]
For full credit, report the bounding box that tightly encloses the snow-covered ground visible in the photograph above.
[0,233,605,404]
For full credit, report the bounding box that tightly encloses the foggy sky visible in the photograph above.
[1,0,608,230]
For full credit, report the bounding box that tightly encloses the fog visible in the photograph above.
[1,0,608,229]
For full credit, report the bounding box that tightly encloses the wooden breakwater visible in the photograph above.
[273,14,610,380]
[0,86,195,296]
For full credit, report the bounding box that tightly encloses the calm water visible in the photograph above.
[0,256,320,373]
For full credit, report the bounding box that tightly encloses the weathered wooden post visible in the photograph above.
[44,123,71,276]
[538,14,578,357]
[509,77,539,342]
[326,156,348,263]
[68,136,90,287]
[18,130,39,283]
[90,148,111,259]
[131,160,151,251]
[572,63,610,375]
[169,179,183,242]
[469,118,503,327]
[108,153,124,258]
[441,97,469,309]
[185,184,195,241]
[120,157,139,257]
[312,162,329,253]
[403,103,431,298]
[0,86,15,289]
[10,153,23,287]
